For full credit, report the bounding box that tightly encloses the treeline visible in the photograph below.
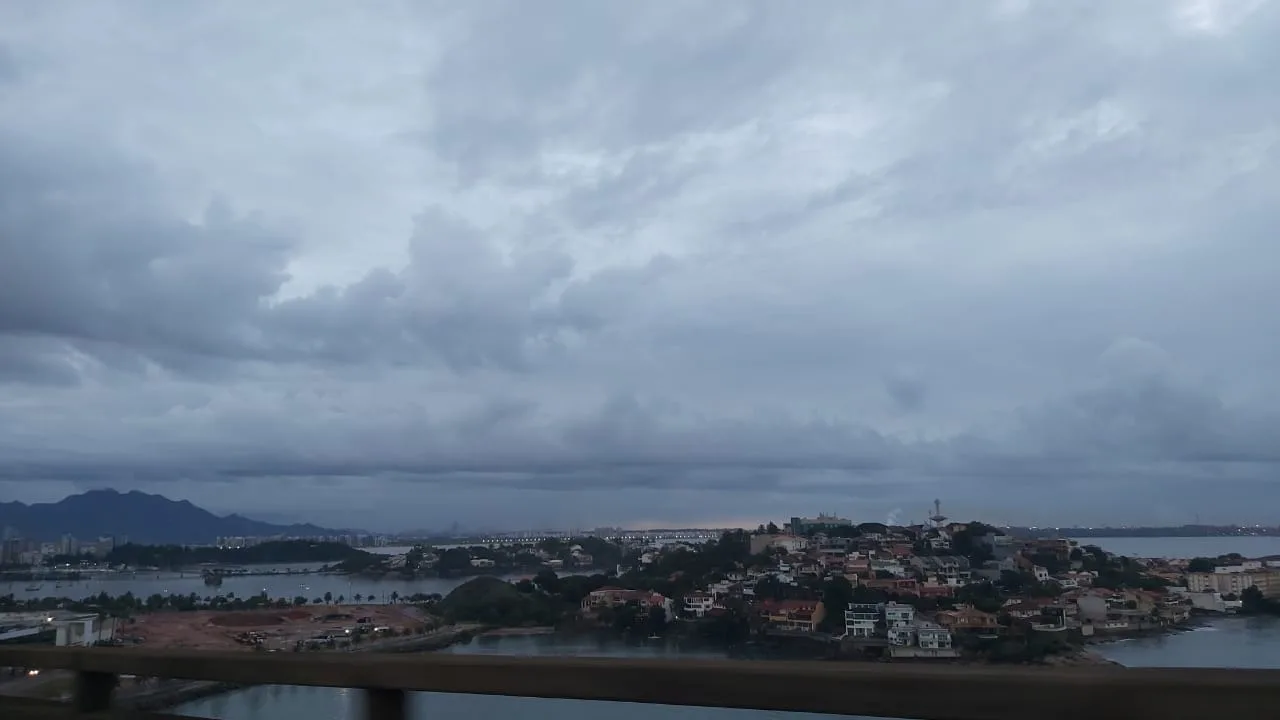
[100,540,371,568]
[436,572,613,627]
[0,588,445,617]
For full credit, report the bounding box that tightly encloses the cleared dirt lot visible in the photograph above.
[124,604,428,651]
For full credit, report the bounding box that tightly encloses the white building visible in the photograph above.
[844,603,881,638]
[55,615,110,647]
[887,626,915,646]
[917,624,952,650]
[883,602,915,628]
[683,593,716,618]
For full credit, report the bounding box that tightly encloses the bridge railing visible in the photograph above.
[2,645,1278,720]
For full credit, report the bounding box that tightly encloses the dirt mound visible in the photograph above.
[208,612,286,627]
[282,609,312,620]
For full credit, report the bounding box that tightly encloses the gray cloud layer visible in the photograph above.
[2,1,1279,531]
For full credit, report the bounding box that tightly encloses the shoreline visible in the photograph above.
[128,623,483,711]
[103,617,1233,710]
[480,626,557,637]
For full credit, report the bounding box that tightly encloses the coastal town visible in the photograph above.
[5,504,1280,675]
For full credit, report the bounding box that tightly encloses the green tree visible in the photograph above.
[533,569,562,594]
[324,591,333,604]
[1186,557,1216,573]
[818,576,854,633]
[436,548,473,572]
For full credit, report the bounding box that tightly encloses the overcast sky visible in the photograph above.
[2,1,1278,533]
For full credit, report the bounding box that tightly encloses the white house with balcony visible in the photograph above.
[683,593,716,618]
[844,603,881,638]
[883,602,915,627]
[887,625,916,646]
[916,623,952,650]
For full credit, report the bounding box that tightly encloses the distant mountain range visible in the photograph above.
[0,489,356,545]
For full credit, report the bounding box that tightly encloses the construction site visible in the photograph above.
[120,604,431,652]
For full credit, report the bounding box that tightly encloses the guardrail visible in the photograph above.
[2,645,1278,720]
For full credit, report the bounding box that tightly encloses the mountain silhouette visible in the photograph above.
[0,489,355,545]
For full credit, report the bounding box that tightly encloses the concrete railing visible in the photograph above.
[2,645,1279,720]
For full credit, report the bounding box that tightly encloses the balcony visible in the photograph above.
[1,645,1278,720]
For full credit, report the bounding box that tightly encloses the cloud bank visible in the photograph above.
[1,1,1278,531]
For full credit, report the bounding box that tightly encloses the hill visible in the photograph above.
[437,576,558,626]
[0,489,356,545]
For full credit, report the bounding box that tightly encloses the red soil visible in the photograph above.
[208,612,287,627]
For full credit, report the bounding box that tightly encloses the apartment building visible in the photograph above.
[1186,567,1280,598]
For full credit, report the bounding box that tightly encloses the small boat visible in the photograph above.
[25,584,42,592]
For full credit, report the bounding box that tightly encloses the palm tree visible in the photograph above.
[354,593,363,603]
[390,591,399,604]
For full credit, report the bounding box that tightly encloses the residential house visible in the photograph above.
[936,606,999,632]
[916,623,953,650]
[749,533,809,556]
[844,602,882,638]
[1002,597,1055,620]
[887,625,915,646]
[844,558,871,578]
[759,599,826,633]
[1032,566,1051,583]
[871,560,909,578]
[863,578,919,595]
[885,543,915,559]
[683,593,716,619]
[883,602,915,627]
[917,583,955,599]
[581,588,672,620]
[911,556,971,586]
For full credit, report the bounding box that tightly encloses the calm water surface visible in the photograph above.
[1070,536,1280,558]
[177,617,1280,720]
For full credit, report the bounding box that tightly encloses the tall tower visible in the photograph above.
[929,499,947,529]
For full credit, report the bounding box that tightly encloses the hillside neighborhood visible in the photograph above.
[6,508,1280,664]
[494,512,1278,662]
